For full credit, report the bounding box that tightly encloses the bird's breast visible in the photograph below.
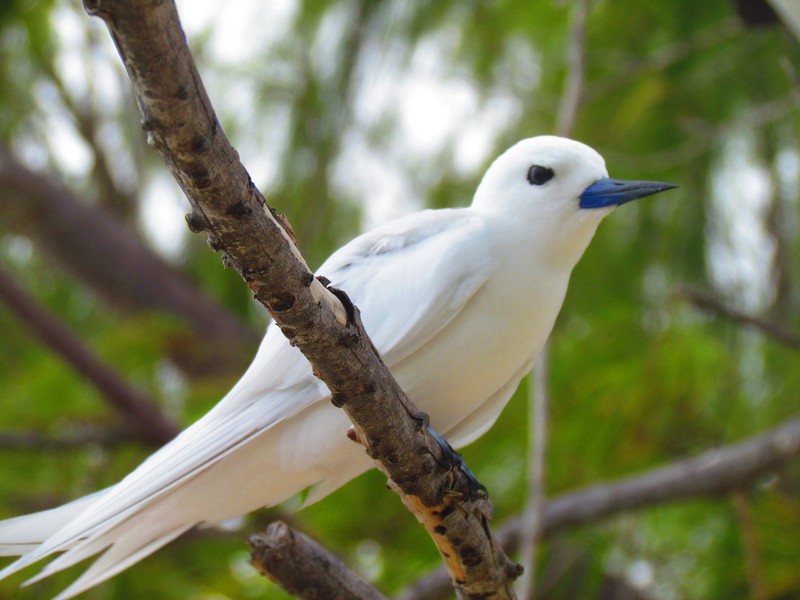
[389,264,569,439]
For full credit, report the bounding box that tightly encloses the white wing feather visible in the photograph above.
[320,208,491,365]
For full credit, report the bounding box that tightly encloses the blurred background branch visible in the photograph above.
[0,427,138,450]
[0,144,259,378]
[520,0,590,597]
[401,416,800,600]
[0,265,177,446]
[677,284,800,349]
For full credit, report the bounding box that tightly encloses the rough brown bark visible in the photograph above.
[82,1,519,597]
[0,144,258,377]
[249,522,387,600]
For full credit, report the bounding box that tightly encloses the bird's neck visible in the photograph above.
[487,208,604,275]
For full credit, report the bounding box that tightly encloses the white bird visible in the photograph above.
[0,136,675,598]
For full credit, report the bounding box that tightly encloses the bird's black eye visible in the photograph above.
[527,165,554,186]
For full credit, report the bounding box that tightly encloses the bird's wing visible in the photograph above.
[319,207,493,366]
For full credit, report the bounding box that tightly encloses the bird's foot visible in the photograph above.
[427,427,488,499]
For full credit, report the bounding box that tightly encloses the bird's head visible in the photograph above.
[471,136,677,267]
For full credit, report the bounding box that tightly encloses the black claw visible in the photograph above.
[428,427,488,498]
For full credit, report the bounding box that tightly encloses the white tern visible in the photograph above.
[0,136,676,598]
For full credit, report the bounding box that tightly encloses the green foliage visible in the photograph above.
[1,0,800,598]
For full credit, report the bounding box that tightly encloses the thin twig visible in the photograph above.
[0,266,178,446]
[0,428,137,450]
[519,2,590,597]
[676,284,800,349]
[41,45,137,219]
[554,0,589,138]
[611,93,799,171]
[519,353,550,600]
[584,18,742,102]
[732,491,767,600]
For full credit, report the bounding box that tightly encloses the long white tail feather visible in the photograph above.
[0,390,370,598]
[0,492,106,556]
[48,525,192,600]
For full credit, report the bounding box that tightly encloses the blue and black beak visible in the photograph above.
[579,178,678,209]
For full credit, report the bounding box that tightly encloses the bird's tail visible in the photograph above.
[0,396,370,600]
[0,492,105,556]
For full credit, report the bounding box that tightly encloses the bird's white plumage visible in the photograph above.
[0,136,621,599]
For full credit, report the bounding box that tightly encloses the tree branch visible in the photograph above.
[554,0,589,138]
[41,45,138,220]
[0,144,259,377]
[520,3,590,597]
[618,92,799,171]
[249,521,387,600]
[536,417,800,534]
[0,428,137,450]
[732,491,767,600]
[676,284,800,349]
[584,18,742,103]
[399,417,800,600]
[0,266,178,446]
[83,1,519,597]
